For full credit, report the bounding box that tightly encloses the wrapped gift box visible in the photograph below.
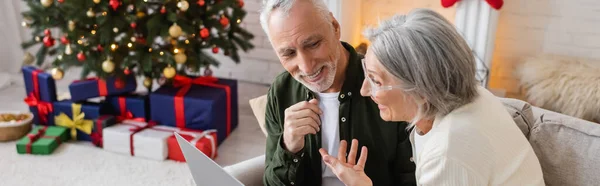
[16,126,69,155]
[106,94,149,121]
[168,129,218,162]
[53,100,114,141]
[103,120,178,161]
[22,66,57,126]
[68,74,137,102]
[150,76,238,145]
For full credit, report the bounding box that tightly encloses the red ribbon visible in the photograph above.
[73,77,108,96]
[23,70,53,125]
[24,93,53,125]
[121,121,157,156]
[172,75,232,136]
[25,127,48,154]
[91,115,111,147]
[115,97,146,122]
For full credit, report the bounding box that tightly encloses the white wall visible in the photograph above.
[489,0,600,98]
[0,0,28,74]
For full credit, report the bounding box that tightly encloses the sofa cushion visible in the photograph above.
[249,95,268,137]
[499,98,536,138]
[529,110,600,186]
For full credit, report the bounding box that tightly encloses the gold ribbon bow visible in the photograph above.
[55,103,93,139]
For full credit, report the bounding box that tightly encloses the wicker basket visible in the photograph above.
[0,112,33,142]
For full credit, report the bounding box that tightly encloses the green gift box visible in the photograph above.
[16,126,70,155]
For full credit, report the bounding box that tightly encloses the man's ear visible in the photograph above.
[330,12,341,39]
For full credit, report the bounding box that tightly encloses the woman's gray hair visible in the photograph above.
[259,0,331,38]
[363,8,478,125]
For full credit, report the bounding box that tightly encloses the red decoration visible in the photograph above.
[77,52,86,62]
[124,68,131,75]
[58,0,65,3]
[60,36,69,45]
[97,44,104,52]
[44,29,52,36]
[114,79,125,89]
[160,6,166,14]
[220,16,229,27]
[212,47,219,54]
[200,28,210,39]
[197,0,205,6]
[238,0,244,7]
[130,22,137,29]
[136,36,147,44]
[442,0,503,10]
[109,0,121,11]
[43,36,55,47]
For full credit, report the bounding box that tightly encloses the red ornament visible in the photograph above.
[238,0,244,7]
[442,0,503,10]
[197,0,205,6]
[43,36,55,47]
[160,6,166,14]
[97,44,104,52]
[44,29,52,36]
[220,16,229,27]
[109,0,121,11]
[58,0,65,3]
[124,68,131,75]
[130,22,137,29]
[60,36,69,45]
[114,79,125,89]
[212,47,219,54]
[77,52,86,62]
[136,36,147,44]
[200,28,210,39]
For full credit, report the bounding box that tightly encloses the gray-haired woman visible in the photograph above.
[318,8,545,186]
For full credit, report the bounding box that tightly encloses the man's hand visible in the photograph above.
[320,139,373,186]
[283,99,322,153]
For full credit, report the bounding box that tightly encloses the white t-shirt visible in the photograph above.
[317,92,345,186]
[410,86,545,185]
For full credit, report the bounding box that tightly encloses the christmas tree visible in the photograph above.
[20,0,254,87]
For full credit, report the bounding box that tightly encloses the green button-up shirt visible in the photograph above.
[263,42,416,186]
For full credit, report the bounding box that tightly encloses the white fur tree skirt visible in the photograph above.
[0,141,197,186]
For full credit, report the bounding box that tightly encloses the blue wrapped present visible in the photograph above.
[106,94,149,121]
[150,75,238,145]
[53,100,115,141]
[22,66,57,126]
[68,74,137,102]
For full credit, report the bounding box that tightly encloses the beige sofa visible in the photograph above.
[223,96,600,186]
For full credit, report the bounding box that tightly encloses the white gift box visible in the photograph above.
[103,120,179,161]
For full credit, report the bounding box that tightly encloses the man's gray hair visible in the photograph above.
[363,8,479,125]
[259,0,331,38]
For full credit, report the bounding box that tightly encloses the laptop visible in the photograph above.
[174,132,244,186]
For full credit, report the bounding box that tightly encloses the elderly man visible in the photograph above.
[260,0,416,185]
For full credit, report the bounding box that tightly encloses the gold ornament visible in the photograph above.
[21,21,29,28]
[35,36,41,42]
[174,53,187,64]
[143,77,152,88]
[87,8,95,18]
[23,52,35,65]
[136,12,146,18]
[51,67,64,80]
[168,23,183,38]
[177,1,190,11]
[113,27,119,33]
[163,65,176,79]
[41,0,53,7]
[65,44,73,55]
[102,59,115,73]
[93,0,101,4]
[57,54,63,61]
[68,20,76,31]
